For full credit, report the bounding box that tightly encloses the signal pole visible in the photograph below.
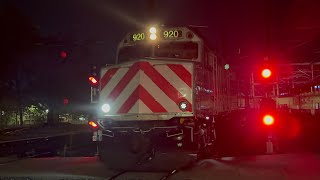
[17,65,23,125]
[89,65,99,103]
[251,72,255,97]
[265,0,272,60]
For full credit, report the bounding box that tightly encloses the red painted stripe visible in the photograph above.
[117,85,167,113]
[167,64,192,88]
[106,62,140,102]
[140,62,192,111]
[100,68,118,90]
[117,86,139,113]
[139,85,167,113]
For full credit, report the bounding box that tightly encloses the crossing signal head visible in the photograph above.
[63,98,69,105]
[261,68,272,79]
[89,76,98,85]
[60,50,67,59]
[263,114,274,126]
[89,65,99,87]
[88,121,98,128]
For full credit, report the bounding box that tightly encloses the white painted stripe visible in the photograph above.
[100,62,193,115]
[128,99,152,114]
[138,100,152,113]
[140,71,180,112]
[100,67,129,101]
[100,68,108,78]
[154,64,193,103]
[182,63,193,74]
[111,70,140,113]
[127,99,139,114]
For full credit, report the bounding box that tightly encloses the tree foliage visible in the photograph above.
[23,104,48,124]
[0,2,41,125]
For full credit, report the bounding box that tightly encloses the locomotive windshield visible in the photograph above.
[118,44,152,63]
[118,42,198,63]
[154,42,198,59]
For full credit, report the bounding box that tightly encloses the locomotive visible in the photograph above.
[90,26,235,169]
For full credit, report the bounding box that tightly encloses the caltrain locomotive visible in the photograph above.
[89,26,236,169]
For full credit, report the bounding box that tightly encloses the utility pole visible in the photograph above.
[17,65,23,125]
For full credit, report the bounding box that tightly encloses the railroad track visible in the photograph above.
[106,149,197,180]
[0,131,93,158]
[107,161,195,180]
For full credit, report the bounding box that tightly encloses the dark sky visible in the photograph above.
[12,0,320,61]
[3,0,320,105]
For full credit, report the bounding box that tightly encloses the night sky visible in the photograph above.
[2,0,320,106]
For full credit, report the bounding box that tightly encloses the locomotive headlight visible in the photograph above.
[101,104,111,113]
[179,101,188,111]
[150,33,157,40]
[149,26,157,40]
[149,27,157,34]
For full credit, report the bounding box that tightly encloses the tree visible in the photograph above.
[0,1,40,125]
[24,104,48,124]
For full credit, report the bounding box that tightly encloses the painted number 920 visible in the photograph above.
[132,33,145,41]
[163,30,179,38]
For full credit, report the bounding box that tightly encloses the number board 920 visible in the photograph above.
[131,32,145,41]
[129,30,183,42]
[161,30,182,39]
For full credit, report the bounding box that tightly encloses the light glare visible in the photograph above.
[149,27,157,34]
[101,104,111,113]
[150,34,157,40]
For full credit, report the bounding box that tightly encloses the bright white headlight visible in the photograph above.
[101,104,111,113]
[179,102,188,111]
[150,33,157,40]
[149,27,157,34]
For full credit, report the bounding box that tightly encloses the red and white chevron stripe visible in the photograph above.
[99,61,193,114]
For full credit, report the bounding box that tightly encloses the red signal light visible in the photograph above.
[261,68,272,78]
[60,51,67,59]
[89,76,98,84]
[63,98,69,105]
[88,121,98,128]
[263,114,274,126]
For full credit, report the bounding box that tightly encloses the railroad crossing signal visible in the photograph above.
[60,50,67,59]
[263,114,274,126]
[261,68,272,79]
[59,50,70,63]
[89,76,98,85]
[89,65,99,87]
[63,98,69,105]
[89,65,99,103]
